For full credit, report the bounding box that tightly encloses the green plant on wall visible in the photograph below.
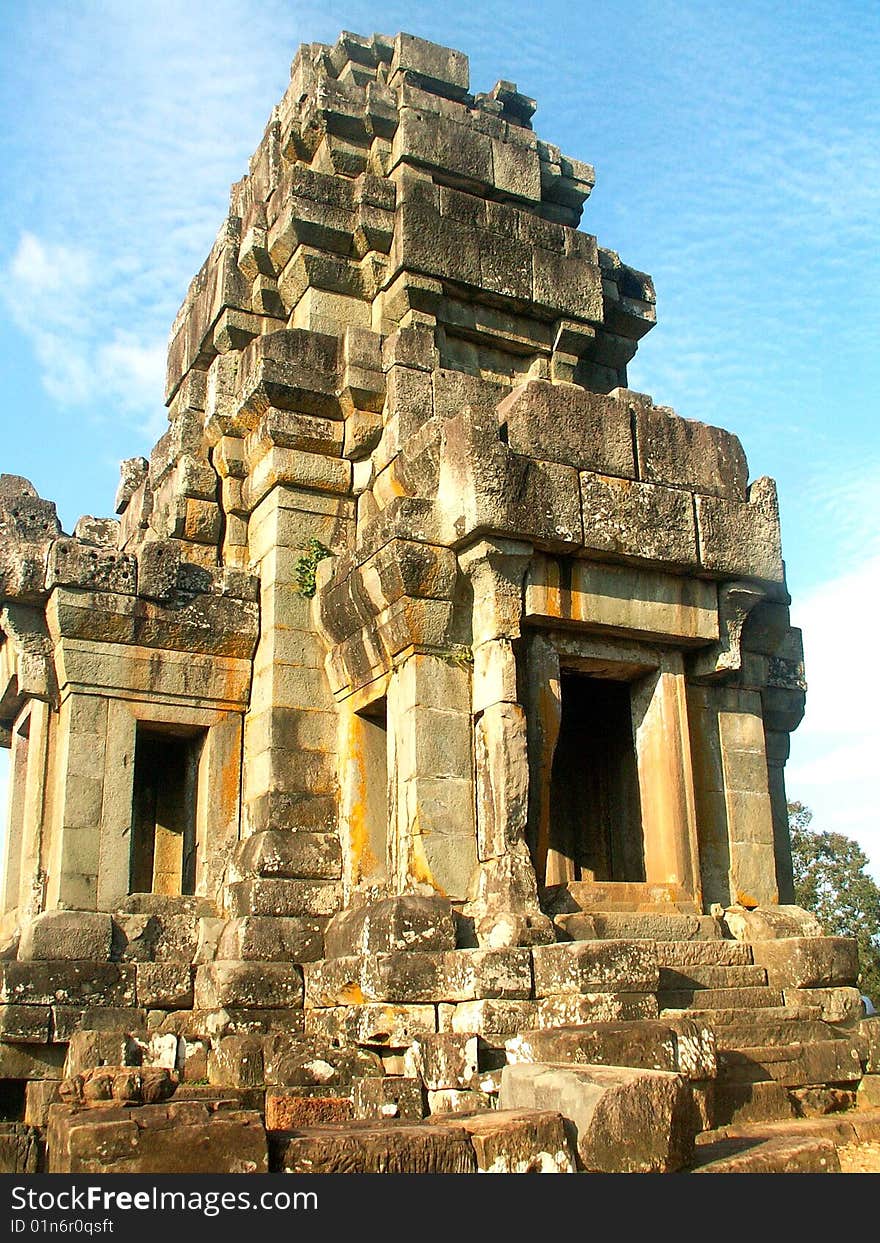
[293,539,332,598]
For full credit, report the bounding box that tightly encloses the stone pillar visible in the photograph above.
[459,538,553,946]
[523,632,563,886]
[2,700,50,918]
[243,484,354,836]
[630,655,702,905]
[45,692,108,911]
[387,652,475,901]
[686,683,778,909]
[765,729,795,905]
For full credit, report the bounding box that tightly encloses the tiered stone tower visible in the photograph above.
[0,32,876,1175]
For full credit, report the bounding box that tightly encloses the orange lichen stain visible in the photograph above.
[408,820,444,896]
[735,890,759,909]
[219,749,239,818]
[339,983,366,1005]
[343,723,378,882]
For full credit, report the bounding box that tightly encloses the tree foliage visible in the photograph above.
[788,801,880,1004]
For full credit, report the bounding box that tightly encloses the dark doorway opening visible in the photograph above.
[549,672,645,882]
[129,726,203,896]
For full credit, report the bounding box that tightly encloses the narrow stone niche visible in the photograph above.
[355,697,388,882]
[129,724,204,896]
[549,672,646,883]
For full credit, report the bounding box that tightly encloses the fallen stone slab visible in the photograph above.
[429,1108,576,1173]
[271,1119,477,1173]
[48,1101,268,1173]
[689,1134,840,1173]
[500,1061,697,1173]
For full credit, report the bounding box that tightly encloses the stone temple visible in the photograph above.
[0,31,877,1175]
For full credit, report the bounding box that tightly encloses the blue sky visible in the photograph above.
[1,1,878,875]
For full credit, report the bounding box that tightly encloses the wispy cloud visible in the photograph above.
[3,232,166,420]
[788,554,880,879]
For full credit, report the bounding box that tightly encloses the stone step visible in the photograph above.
[716,1039,862,1087]
[661,1004,823,1027]
[658,965,768,990]
[658,986,785,1011]
[712,1017,838,1050]
[655,941,753,968]
[573,913,721,942]
[545,881,699,915]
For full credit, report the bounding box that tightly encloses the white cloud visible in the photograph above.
[788,555,880,879]
[3,232,166,424]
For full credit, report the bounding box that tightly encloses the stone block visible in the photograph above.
[324,894,456,957]
[232,830,342,880]
[633,404,748,500]
[226,878,342,918]
[390,33,469,97]
[271,1119,477,1173]
[0,1042,66,1080]
[48,1102,268,1174]
[580,471,698,565]
[500,1062,697,1173]
[0,1123,40,1174]
[194,962,304,1010]
[433,1108,576,1173]
[352,1076,425,1120]
[50,1007,147,1043]
[18,911,113,962]
[496,382,634,476]
[405,1033,479,1091]
[265,1090,352,1131]
[782,986,863,1023]
[695,477,784,582]
[507,1018,716,1081]
[750,937,859,988]
[717,1039,862,1086]
[262,1033,382,1088]
[531,941,659,997]
[0,1004,50,1043]
[216,917,325,963]
[46,538,136,594]
[535,993,659,1028]
[0,962,135,1008]
[305,1003,437,1047]
[207,1035,265,1088]
[64,1031,142,1077]
[691,1134,840,1174]
[136,963,194,1009]
[25,1079,61,1127]
[722,904,823,941]
[442,999,538,1038]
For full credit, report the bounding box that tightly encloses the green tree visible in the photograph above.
[788,801,880,1004]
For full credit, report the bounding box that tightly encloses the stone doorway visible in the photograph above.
[548,671,646,885]
[129,725,203,896]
